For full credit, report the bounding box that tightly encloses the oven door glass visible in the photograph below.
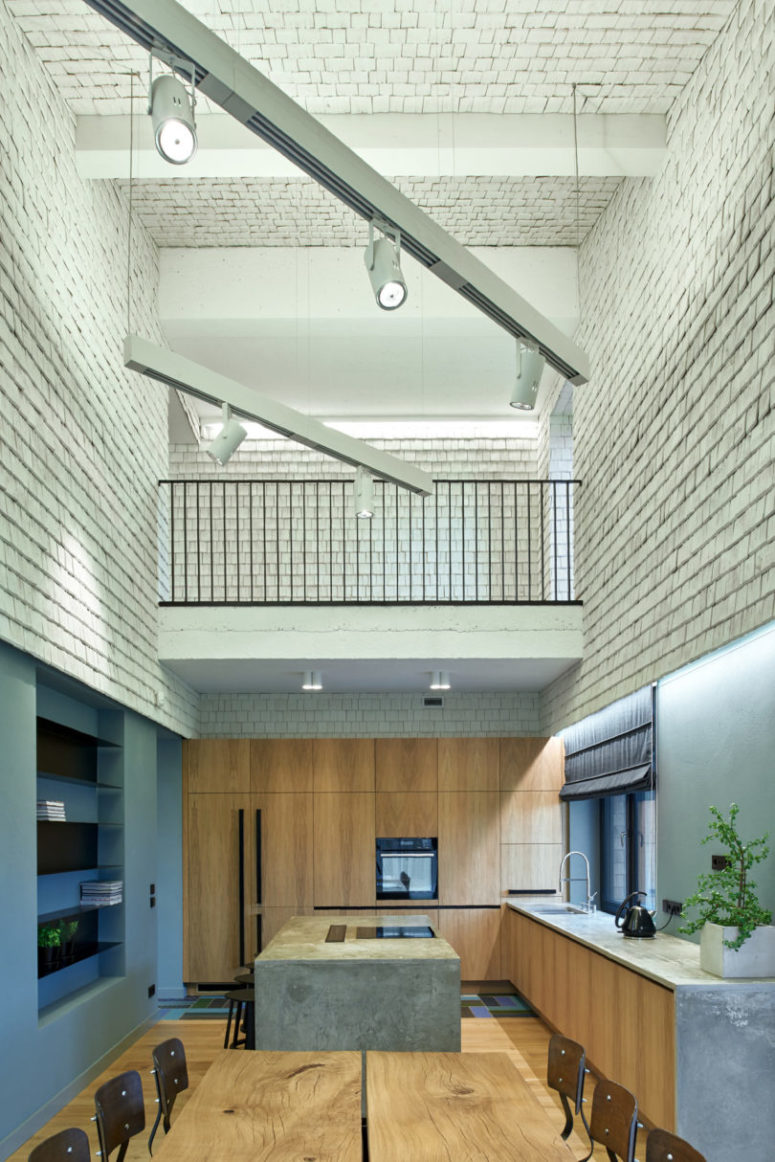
[379,853,436,898]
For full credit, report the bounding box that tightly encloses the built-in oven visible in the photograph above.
[376,837,438,900]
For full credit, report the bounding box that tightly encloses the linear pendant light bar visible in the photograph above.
[84,0,590,386]
[124,335,433,495]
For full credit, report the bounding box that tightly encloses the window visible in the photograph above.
[599,790,656,914]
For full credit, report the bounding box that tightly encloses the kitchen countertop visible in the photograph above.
[506,899,775,990]
[258,913,459,963]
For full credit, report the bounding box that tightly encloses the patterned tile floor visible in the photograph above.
[158,991,535,1020]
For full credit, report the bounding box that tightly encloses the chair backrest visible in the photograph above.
[93,1070,145,1162]
[547,1033,586,1111]
[29,1128,90,1162]
[646,1128,706,1162]
[589,1079,638,1162]
[152,1037,189,1121]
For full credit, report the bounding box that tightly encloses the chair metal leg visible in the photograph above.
[224,999,235,1049]
[559,1093,573,1139]
[147,1106,163,1156]
[577,1102,593,1162]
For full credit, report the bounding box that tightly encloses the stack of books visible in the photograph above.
[37,800,66,821]
[80,880,123,907]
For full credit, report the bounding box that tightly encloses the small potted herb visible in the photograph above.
[680,803,774,977]
[37,922,63,974]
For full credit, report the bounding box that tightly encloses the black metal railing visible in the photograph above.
[157,478,579,605]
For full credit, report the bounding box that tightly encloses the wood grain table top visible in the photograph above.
[153,1050,362,1162]
[366,1051,575,1161]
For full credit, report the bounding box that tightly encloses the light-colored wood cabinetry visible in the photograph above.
[376,791,437,837]
[499,737,563,790]
[499,737,564,895]
[313,739,375,792]
[375,738,437,792]
[253,792,314,907]
[251,739,313,792]
[185,792,251,981]
[313,792,376,906]
[183,739,250,794]
[438,791,500,905]
[437,908,502,979]
[504,908,675,1129]
[438,738,499,791]
[500,790,563,844]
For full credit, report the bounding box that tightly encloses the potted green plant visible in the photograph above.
[680,803,774,977]
[37,922,63,974]
[60,918,80,965]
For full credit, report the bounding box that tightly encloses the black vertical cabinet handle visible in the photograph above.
[238,808,245,966]
[256,809,262,905]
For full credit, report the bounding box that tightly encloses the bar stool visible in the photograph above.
[234,971,254,986]
[224,987,255,1049]
[28,1128,90,1162]
[646,1128,706,1162]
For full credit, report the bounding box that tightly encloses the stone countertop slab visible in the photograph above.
[257,913,459,963]
[506,900,775,990]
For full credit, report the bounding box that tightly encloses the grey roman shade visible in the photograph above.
[559,685,655,801]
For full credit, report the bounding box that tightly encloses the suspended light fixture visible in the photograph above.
[302,671,323,691]
[364,220,407,310]
[149,52,197,165]
[206,403,247,465]
[510,340,545,411]
[430,671,451,690]
[353,465,374,519]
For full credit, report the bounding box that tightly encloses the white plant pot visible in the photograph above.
[700,921,775,978]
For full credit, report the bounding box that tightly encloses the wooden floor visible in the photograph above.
[10,1009,617,1161]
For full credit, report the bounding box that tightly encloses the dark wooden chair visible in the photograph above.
[92,1070,145,1162]
[148,1037,189,1154]
[224,986,255,1049]
[28,1128,90,1162]
[588,1078,638,1162]
[546,1033,592,1158]
[646,1127,706,1162]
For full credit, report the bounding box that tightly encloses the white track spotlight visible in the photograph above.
[510,340,545,411]
[302,670,323,691]
[364,220,408,310]
[353,465,374,519]
[206,403,247,465]
[429,671,451,690]
[149,54,197,165]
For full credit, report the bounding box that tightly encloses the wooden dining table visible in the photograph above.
[153,1049,362,1162]
[366,1050,576,1161]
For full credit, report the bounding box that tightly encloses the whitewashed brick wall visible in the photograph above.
[543,0,775,733]
[198,691,541,738]
[0,6,197,734]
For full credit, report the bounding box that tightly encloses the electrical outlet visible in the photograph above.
[662,898,683,916]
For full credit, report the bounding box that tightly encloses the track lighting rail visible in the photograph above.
[84,0,590,386]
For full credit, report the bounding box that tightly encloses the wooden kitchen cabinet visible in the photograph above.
[438,791,500,905]
[252,792,314,907]
[376,791,437,837]
[313,739,375,792]
[313,793,376,906]
[183,739,250,794]
[500,790,563,845]
[375,738,437,792]
[499,737,563,790]
[251,739,313,792]
[184,792,251,982]
[500,841,562,893]
[504,908,675,1129]
[438,738,499,791]
[437,908,502,979]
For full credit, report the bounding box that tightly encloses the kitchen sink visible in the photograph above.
[531,904,587,914]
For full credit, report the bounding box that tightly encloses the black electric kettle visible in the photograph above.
[615,890,656,938]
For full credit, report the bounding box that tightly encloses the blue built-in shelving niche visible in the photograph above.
[36,717,126,1015]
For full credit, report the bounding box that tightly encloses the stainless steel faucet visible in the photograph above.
[559,850,594,911]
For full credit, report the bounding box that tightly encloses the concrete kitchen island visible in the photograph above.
[254,914,461,1052]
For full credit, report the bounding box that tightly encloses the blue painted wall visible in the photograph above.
[0,644,172,1157]
[656,623,775,938]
